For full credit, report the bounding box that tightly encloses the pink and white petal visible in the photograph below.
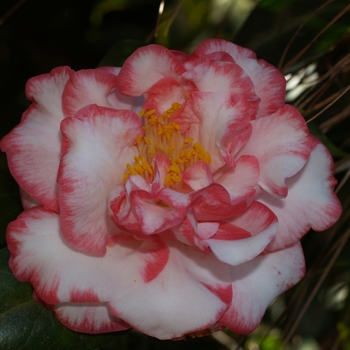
[96,66,121,75]
[170,96,201,137]
[152,152,172,191]
[107,91,144,114]
[108,240,232,340]
[62,69,119,118]
[58,105,142,255]
[54,303,130,334]
[7,206,231,339]
[117,45,186,96]
[237,59,286,119]
[185,91,253,171]
[170,50,189,62]
[205,201,278,265]
[142,77,187,115]
[190,183,247,221]
[109,184,142,234]
[0,66,72,212]
[192,39,286,118]
[219,243,305,333]
[7,206,170,305]
[183,60,258,107]
[221,124,252,166]
[260,139,342,252]
[238,105,314,197]
[182,161,214,191]
[215,155,260,202]
[130,190,187,235]
[192,38,256,63]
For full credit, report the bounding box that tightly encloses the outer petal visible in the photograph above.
[219,243,305,333]
[58,105,141,255]
[260,139,342,252]
[191,38,256,64]
[108,240,232,340]
[7,207,232,340]
[62,69,119,118]
[0,66,72,212]
[6,206,169,305]
[192,39,286,118]
[54,303,129,334]
[183,60,259,108]
[117,45,186,96]
[204,201,278,265]
[238,105,314,197]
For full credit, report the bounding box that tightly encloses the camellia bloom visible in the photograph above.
[1,39,341,340]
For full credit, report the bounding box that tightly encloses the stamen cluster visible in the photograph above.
[124,102,212,187]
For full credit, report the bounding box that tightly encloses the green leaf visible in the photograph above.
[0,248,127,350]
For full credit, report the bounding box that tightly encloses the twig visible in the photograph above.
[278,0,334,71]
[281,3,350,73]
[306,85,350,123]
[283,224,350,345]
[0,0,27,26]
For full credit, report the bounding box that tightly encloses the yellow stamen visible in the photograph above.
[144,109,156,117]
[136,135,143,144]
[123,104,212,188]
[184,137,194,145]
[144,137,151,145]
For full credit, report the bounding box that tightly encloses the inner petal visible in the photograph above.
[124,102,212,192]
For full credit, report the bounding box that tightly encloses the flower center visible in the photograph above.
[124,102,211,188]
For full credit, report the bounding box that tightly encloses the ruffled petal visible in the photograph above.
[260,139,342,252]
[215,155,260,202]
[130,189,187,235]
[183,60,259,109]
[190,183,248,221]
[182,161,214,191]
[219,243,305,333]
[62,69,119,118]
[108,240,232,340]
[191,38,256,63]
[58,105,141,255]
[54,303,130,333]
[142,77,187,115]
[7,207,232,339]
[6,206,170,304]
[117,45,186,96]
[192,39,286,118]
[177,92,253,171]
[0,66,72,212]
[238,105,314,197]
[204,201,278,265]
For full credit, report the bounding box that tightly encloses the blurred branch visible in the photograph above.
[306,85,350,123]
[283,221,350,345]
[278,0,334,71]
[0,0,27,26]
[281,2,350,73]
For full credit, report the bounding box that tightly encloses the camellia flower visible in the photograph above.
[1,39,341,340]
